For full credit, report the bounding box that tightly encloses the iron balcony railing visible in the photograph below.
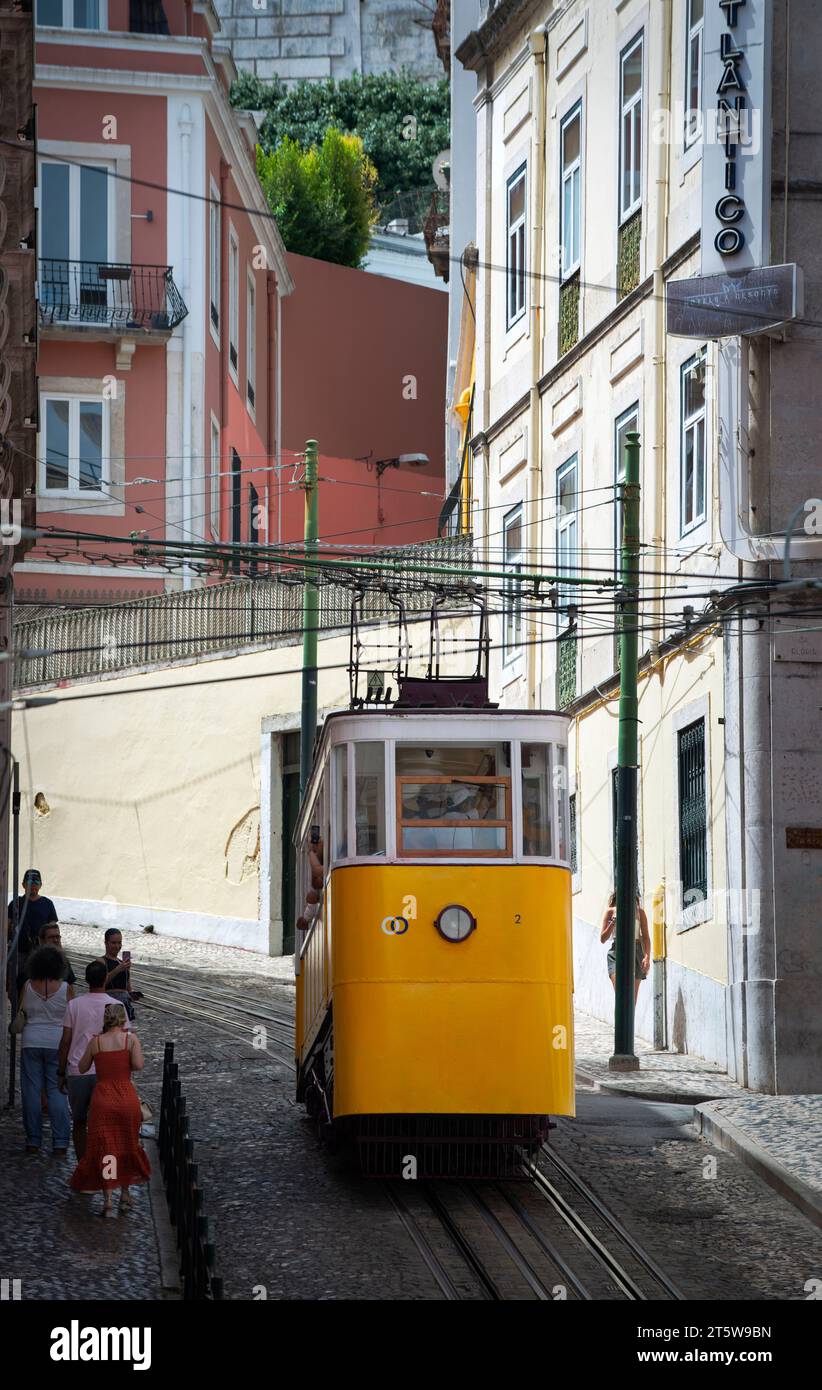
[38,259,188,332]
[13,536,474,689]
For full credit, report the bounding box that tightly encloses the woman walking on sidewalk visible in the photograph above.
[18,945,73,1156]
[600,890,651,1006]
[69,1003,150,1217]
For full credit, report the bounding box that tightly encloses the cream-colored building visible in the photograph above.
[454,0,822,1090]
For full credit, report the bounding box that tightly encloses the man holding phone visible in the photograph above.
[98,928,138,1020]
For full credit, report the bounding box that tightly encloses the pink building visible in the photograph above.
[24,2,447,604]
[25,0,294,601]
[280,251,447,550]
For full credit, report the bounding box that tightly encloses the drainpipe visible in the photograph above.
[652,0,672,644]
[267,270,278,546]
[219,160,230,546]
[527,26,547,711]
[479,81,493,571]
[179,105,193,590]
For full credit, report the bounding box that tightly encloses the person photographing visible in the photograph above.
[98,928,137,1020]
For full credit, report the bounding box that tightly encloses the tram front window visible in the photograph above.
[521,743,552,857]
[355,742,385,856]
[396,743,511,857]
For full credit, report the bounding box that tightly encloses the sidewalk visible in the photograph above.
[574,1006,822,1230]
[0,1109,175,1299]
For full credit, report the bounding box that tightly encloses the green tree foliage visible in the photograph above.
[256,127,378,268]
[232,71,450,207]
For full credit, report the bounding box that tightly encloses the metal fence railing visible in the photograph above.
[13,536,474,690]
[38,259,188,331]
[159,1042,223,1301]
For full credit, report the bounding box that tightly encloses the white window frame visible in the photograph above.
[228,226,239,385]
[506,164,527,329]
[210,412,221,542]
[209,177,221,347]
[680,348,707,535]
[40,155,114,266]
[556,455,579,618]
[36,0,107,28]
[246,268,256,419]
[684,0,704,151]
[39,392,110,498]
[502,503,524,663]
[560,103,582,281]
[619,33,644,223]
[670,695,713,931]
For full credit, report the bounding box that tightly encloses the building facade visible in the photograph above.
[214,0,443,86]
[0,0,38,1079]
[455,0,822,1092]
[25,0,293,603]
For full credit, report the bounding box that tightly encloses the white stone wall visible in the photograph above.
[214,0,442,85]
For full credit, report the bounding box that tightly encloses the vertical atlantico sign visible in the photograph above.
[701,0,772,275]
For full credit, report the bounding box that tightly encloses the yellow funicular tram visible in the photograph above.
[294,601,575,1178]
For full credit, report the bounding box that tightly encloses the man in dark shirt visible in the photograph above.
[38,921,77,987]
[7,870,58,999]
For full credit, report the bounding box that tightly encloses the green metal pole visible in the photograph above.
[611,429,641,1071]
[300,440,319,797]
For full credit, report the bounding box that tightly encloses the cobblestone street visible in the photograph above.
[3,923,817,1303]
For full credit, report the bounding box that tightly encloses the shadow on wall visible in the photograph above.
[672,987,688,1055]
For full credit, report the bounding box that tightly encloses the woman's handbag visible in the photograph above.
[9,1007,25,1035]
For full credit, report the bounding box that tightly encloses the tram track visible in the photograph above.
[71,955,297,1068]
[69,958,681,1300]
[524,1145,685,1301]
[386,1178,586,1302]
[387,1149,684,1301]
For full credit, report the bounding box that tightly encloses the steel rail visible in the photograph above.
[383,1183,461,1301]
[493,1183,592,1301]
[461,1185,553,1301]
[421,1184,504,1301]
[138,993,296,1068]
[71,954,295,1038]
[539,1145,685,1301]
[69,955,297,1067]
[526,1162,648,1300]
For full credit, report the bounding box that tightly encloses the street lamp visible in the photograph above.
[374,453,430,479]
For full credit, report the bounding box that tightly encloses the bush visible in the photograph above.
[232,70,450,207]
[256,127,378,268]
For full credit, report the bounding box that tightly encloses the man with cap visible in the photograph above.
[7,871,58,1003]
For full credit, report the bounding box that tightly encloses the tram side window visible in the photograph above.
[333,744,348,859]
[396,743,512,857]
[521,744,553,857]
[555,745,569,863]
[355,742,385,856]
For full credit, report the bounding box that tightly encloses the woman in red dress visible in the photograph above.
[69,1002,150,1217]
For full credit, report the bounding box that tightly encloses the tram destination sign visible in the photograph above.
[667,264,803,339]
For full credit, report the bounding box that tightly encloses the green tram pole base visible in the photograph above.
[608,1053,640,1072]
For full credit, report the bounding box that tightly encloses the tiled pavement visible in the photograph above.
[574,1005,822,1228]
[0,1106,165,1300]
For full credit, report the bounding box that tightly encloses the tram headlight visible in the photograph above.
[434,904,476,943]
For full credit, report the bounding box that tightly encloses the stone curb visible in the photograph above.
[695,1102,822,1232]
[575,1065,735,1107]
[144,1134,182,1296]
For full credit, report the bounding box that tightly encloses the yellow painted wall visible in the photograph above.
[11,633,351,948]
[569,631,727,985]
